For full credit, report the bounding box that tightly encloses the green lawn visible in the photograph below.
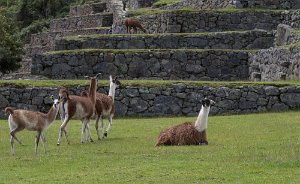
[0,111,299,183]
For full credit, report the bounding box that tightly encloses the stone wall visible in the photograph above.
[119,9,300,34]
[32,50,250,80]
[127,0,156,9]
[50,13,113,32]
[1,84,300,118]
[69,2,108,17]
[249,47,300,81]
[55,30,274,50]
[133,10,283,34]
[235,0,300,9]
[160,0,235,10]
[25,28,110,57]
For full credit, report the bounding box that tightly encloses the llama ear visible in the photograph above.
[109,75,113,82]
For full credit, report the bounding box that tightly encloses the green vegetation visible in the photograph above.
[2,79,300,89]
[0,111,299,183]
[153,0,183,7]
[0,0,91,43]
[0,14,22,74]
[63,30,254,40]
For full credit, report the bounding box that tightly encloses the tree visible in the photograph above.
[0,14,22,74]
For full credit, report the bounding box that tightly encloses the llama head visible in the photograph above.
[110,75,121,88]
[59,88,70,102]
[201,98,215,107]
[50,95,60,109]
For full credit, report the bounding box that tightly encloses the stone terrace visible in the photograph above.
[20,1,114,77]
[54,30,274,50]
[21,1,300,116]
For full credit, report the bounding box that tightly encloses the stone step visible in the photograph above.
[69,2,108,17]
[29,27,111,48]
[50,12,113,32]
[24,45,52,58]
[32,48,251,80]
[122,9,300,34]
[55,30,274,51]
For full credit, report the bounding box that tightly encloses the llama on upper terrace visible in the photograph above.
[81,75,121,139]
[57,73,100,145]
[156,98,215,146]
[124,18,146,34]
[5,96,60,155]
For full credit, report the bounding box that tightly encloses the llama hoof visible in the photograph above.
[57,143,60,146]
[199,141,208,145]
[98,137,101,141]
[90,139,94,143]
[104,132,108,137]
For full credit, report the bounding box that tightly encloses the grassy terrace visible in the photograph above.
[62,30,260,40]
[2,80,300,89]
[45,48,258,55]
[0,112,299,183]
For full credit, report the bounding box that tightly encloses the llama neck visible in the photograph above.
[108,83,116,102]
[46,106,59,125]
[88,78,97,104]
[195,106,210,132]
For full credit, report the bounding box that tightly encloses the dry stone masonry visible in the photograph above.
[32,50,250,80]
[1,84,300,118]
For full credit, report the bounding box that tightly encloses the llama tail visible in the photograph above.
[5,107,14,115]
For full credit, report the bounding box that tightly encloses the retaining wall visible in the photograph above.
[235,0,300,9]
[50,13,113,32]
[32,50,250,80]
[118,10,300,34]
[55,30,274,50]
[0,84,299,118]
[249,47,300,81]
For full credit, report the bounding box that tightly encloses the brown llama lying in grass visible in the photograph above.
[156,98,215,146]
[124,18,146,34]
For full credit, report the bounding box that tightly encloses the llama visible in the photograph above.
[57,73,100,145]
[124,18,146,34]
[156,98,215,146]
[81,75,121,139]
[5,96,60,155]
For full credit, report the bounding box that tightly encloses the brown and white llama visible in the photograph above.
[124,18,146,34]
[81,75,121,140]
[5,96,60,155]
[57,73,100,145]
[156,98,215,146]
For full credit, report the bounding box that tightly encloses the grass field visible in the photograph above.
[0,111,299,183]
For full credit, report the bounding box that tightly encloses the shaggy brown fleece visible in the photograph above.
[156,122,207,146]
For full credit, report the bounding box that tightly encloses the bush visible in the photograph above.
[0,14,22,74]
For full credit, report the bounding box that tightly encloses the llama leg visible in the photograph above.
[95,115,101,140]
[100,116,105,138]
[81,120,85,144]
[105,115,113,137]
[41,132,46,153]
[199,130,208,145]
[10,136,14,156]
[85,121,93,142]
[58,117,70,145]
[10,127,24,145]
[35,131,41,155]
